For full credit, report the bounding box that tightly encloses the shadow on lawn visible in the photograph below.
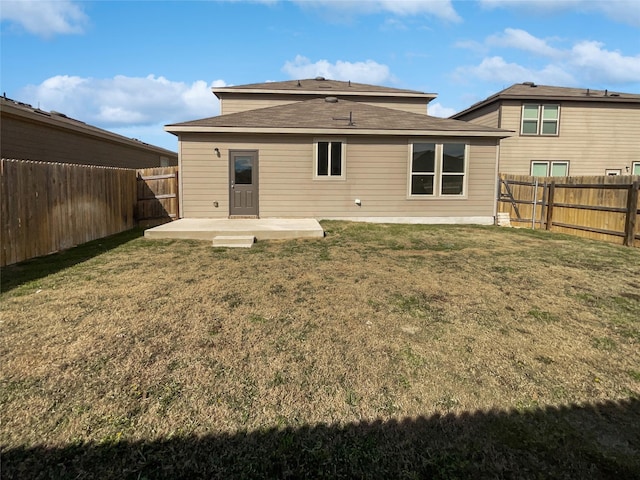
[3,398,639,480]
[0,228,144,293]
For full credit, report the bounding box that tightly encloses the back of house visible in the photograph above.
[165,77,511,223]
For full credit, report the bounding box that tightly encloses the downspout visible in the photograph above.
[493,140,501,221]
[178,135,184,219]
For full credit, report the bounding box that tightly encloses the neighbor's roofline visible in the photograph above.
[212,87,437,100]
[451,89,640,119]
[164,125,513,138]
[2,98,177,156]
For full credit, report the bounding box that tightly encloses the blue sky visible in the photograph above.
[1,0,639,151]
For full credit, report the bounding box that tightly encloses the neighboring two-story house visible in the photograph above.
[165,77,511,223]
[451,83,640,177]
[1,96,177,168]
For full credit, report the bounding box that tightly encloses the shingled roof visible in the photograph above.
[451,82,640,119]
[213,78,436,100]
[166,97,511,137]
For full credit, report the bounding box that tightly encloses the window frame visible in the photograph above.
[633,162,640,176]
[408,141,468,198]
[530,160,569,177]
[521,104,560,136]
[313,138,346,180]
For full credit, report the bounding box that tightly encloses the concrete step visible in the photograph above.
[212,235,256,248]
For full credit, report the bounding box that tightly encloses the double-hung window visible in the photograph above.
[531,161,569,177]
[315,139,345,178]
[521,104,559,135]
[410,142,467,196]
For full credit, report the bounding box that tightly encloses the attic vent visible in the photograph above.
[610,93,620,97]
[325,96,338,103]
[315,76,326,81]
[523,82,537,87]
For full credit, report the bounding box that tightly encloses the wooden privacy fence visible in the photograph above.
[135,166,179,225]
[1,159,137,266]
[498,173,640,247]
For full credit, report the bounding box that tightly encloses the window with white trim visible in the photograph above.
[410,142,467,196]
[633,162,640,175]
[521,104,559,135]
[530,161,569,177]
[315,139,345,178]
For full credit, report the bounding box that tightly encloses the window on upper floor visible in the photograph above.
[531,161,569,177]
[314,139,345,179]
[521,104,559,136]
[410,142,467,196]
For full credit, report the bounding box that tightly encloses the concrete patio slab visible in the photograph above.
[144,218,325,242]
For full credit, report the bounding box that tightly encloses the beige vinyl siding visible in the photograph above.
[360,99,428,115]
[179,134,498,219]
[220,95,298,115]
[496,100,639,175]
[220,94,430,116]
[1,112,177,168]
[454,103,501,128]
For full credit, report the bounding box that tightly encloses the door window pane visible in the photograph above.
[234,156,252,184]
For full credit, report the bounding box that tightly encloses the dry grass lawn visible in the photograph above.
[1,221,639,479]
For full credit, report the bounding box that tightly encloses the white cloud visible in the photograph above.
[478,0,640,27]
[282,55,394,84]
[570,41,640,83]
[455,29,640,87]
[486,28,560,58]
[0,0,88,37]
[454,56,576,85]
[19,74,226,127]
[428,102,456,117]
[292,0,461,22]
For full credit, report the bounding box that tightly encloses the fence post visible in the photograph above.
[545,181,555,231]
[623,181,639,247]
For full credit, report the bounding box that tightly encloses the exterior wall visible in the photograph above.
[220,94,429,116]
[178,133,499,221]
[458,100,640,175]
[455,103,500,127]
[1,111,177,168]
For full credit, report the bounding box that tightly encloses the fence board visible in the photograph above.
[1,159,137,266]
[498,173,640,247]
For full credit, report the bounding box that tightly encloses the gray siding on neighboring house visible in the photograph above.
[178,133,499,221]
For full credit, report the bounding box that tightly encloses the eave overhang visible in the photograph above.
[164,125,513,138]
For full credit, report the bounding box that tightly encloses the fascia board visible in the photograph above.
[164,125,514,138]
[213,88,436,99]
